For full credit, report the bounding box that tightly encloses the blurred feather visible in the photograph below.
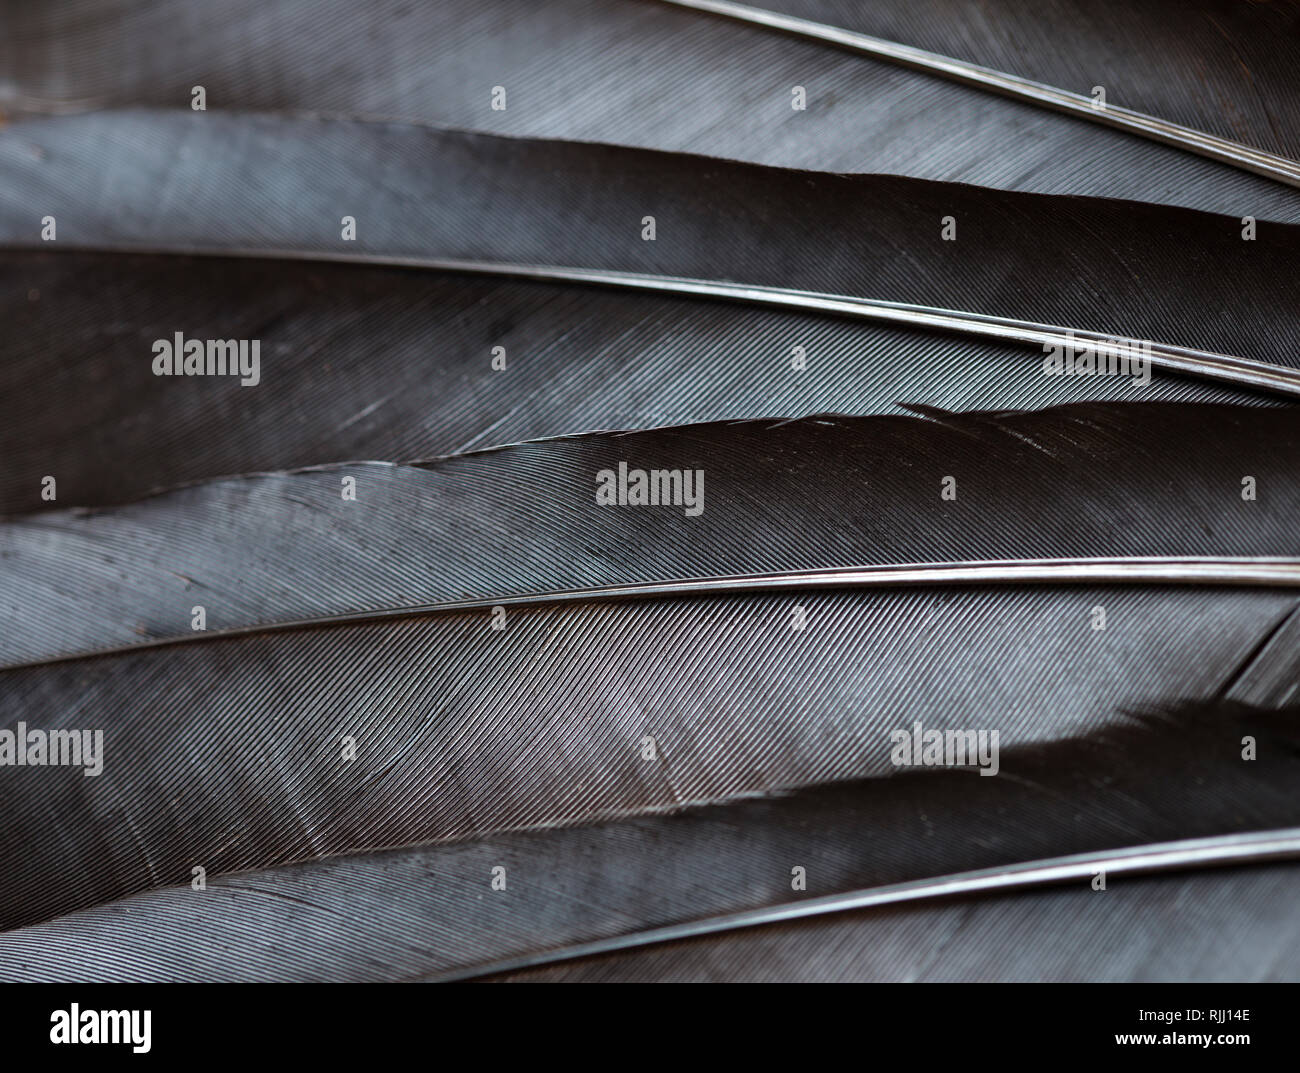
[478,859,1300,982]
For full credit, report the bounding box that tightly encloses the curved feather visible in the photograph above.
[477,859,1300,982]
[665,0,1300,182]
[0,584,1295,931]
[1,701,1296,981]
[3,114,1299,378]
[2,0,1297,218]
[4,402,1299,666]
[4,251,1270,517]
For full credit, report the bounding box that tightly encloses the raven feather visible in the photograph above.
[0,701,1296,981]
[4,0,1300,989]
[3,401,1300,666]
[3,252,1271,517]
[664,0,1300,181]
[1,584,1296,932]
[3,0,1298,218]
[476,859,1300,982]
[3,115,1300,387]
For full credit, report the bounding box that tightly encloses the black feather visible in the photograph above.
[4,401,1298,667]
[1,585,1296,933]
[1,251,1271,516]
[3,0,1297,216]
[1,700,1296,980]
[476,861,1300,982]
[3,115,1299,378]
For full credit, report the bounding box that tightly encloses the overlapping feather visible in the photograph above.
[3,401,1300,667]
[3,0,1298,215]
[2,0,1299,984]
[0,251,1273,516]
